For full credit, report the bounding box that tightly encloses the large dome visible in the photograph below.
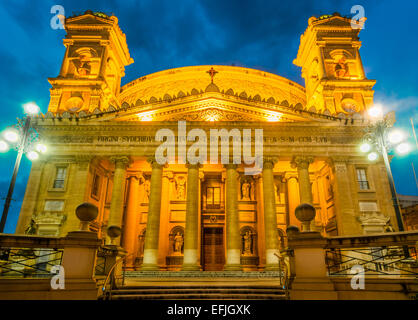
[118,65,306,109]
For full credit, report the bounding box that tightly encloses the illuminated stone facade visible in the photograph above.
[15,12,399,271]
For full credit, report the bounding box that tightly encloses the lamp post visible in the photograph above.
[0,102,47,233]
[359,105,412,232]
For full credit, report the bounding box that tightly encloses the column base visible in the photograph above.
[140,263,160,271]
[264,264,280,271]
[224,264,242,271]
[181,264,201,271]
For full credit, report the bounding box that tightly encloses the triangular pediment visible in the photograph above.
[85,94,338,123]
[66,12,114,27]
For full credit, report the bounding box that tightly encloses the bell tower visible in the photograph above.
[294,13,375,115]
[48,10,133,114]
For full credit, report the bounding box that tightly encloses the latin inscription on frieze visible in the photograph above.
[50,135,331,144]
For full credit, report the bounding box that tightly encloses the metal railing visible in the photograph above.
[326,246,417,277]
[100,253,133,300]
[274,251,290,299]
[94,246,116,276]
[324,231,418,278]
[0,234,66,279]
[0,247,63,278]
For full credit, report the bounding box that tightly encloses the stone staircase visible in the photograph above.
[103,271,288,300]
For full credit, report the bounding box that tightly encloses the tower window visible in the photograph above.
[53,167,67,189]
[356,168,369,190]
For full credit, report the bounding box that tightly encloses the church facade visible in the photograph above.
[15,12,398,271]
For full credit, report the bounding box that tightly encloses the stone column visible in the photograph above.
[286,174,300,227]
[224,164,241,271]
[141,159,164,270]
[107,156,130,245]
[328,157,358,235]
[182,164,201,270]
[291,156,314,204]
[123,173,140,269]
[262,157,280,270]
[62,156,93,235]
[16,160,45,234]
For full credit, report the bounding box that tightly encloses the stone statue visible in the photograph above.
[243,231,253,255]
[173,232,183,254]
[73,53,92,77]
[274,181,283,203]
[25,219,37,235]
[385,223,394,232]
[241,181,251,201]
[334,57,349,78]
[143,179,150,202]
[175,175,186,200]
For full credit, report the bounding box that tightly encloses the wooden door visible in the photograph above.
[202,228,224,271]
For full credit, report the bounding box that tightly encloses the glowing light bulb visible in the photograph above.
[27,151,39,161]
[23,102,40,115]
[367,105,383,119]
[396,143,411,155]
[368,152,378,161]
[360,143,371,153]
[0,140,9,152]
[35,143,47,153]
[3,129,19,143]
[388,130,404,144]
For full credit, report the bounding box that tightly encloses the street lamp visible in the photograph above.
[360,105,412,232]
[0,102,47,233]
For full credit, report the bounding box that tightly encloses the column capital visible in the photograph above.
[110,156,131,169]
[163,170,174,180]
[147,156,164,169]
[75,155,94,163]
[263,157,278,169]
[186,163,202,169]
[199,171,205,181]
[127,171,142,180]
[326,156,351,165]
[291,156,314,170]
[223,163,238,170]
[326,157,351,173]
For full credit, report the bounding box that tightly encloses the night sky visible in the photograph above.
[0,0,417,233]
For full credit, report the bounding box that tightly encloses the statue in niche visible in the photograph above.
[274,180,284,203]
[137,231,146,256]
[250,180,255,201]
[326,175,334,199]
[174,175,186,200]
[384,223,394,233]
[143,178,150,202]
[72,52,92,77]
[334,57,349,78]
[242,231,254,255]
[25,219,37,235]
[241,180,251,201]
[173,232,183,255]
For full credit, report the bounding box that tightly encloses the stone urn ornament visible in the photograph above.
[75,202,98,231]
[294,203,316,232]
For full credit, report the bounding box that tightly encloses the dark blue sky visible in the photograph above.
[0,0,417,233]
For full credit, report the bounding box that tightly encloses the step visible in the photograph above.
[124,271,284,278]
[109,293,286,300]
[112,288,284,294]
